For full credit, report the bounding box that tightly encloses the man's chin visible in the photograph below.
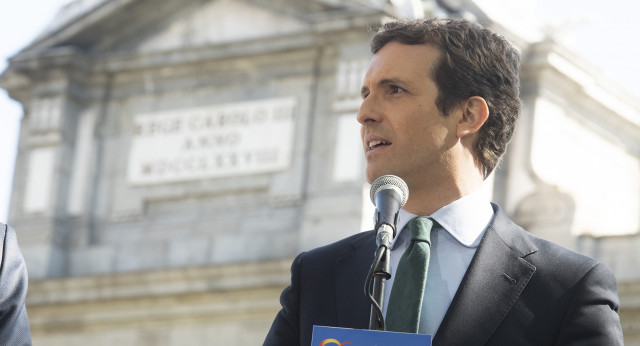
[366,168,391,184]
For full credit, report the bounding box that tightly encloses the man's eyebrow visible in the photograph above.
[379,78,410,88]
[360,78,412,97]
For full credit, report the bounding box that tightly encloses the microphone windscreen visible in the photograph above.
[369,175,409,208]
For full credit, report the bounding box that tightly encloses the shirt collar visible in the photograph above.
[390,188,494,248]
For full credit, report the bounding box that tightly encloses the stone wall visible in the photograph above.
[4,0,379,280]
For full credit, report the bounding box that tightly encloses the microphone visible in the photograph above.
[367,175,409,330]
[370,175,409,248]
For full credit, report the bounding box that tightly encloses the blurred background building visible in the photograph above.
[0,0,639,344]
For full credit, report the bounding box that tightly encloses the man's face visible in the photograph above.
[357,42,458,190]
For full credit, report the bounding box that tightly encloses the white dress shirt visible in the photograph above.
[382,188,494,335]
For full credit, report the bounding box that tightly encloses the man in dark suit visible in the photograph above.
[264,18,623,345]
[0,222,32,345]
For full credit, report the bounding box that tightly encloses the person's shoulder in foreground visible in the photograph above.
[0,222,32,345]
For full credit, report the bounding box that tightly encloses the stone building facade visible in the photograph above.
[1,0,639,344]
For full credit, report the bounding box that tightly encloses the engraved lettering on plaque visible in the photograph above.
[127,97,297,185]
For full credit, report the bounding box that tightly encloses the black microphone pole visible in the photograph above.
[368,222,394,330]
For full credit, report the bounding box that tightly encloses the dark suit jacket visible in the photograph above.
[0,222,32,345]
[264,204,623,345]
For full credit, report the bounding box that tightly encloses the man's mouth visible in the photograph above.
[368,140,391,150]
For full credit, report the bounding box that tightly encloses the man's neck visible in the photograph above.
[403,170,484,216]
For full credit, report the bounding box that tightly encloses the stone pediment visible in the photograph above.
[107,0,311,54]
[15,0,375,57]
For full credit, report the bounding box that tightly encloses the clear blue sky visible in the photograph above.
[1,0,639,222]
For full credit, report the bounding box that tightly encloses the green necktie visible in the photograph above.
[386,217,433,333]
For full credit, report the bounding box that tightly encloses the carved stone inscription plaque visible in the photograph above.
[127,97,297,185]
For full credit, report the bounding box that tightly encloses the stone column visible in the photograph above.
[1,47,90,278]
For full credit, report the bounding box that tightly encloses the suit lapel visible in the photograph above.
[434,206,537,345]
[335,231,377,329]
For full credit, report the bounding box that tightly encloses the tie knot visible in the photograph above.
[408,217,433,243]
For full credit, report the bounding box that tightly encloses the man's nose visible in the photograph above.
[356,95,383,125]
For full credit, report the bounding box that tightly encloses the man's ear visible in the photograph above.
[457,96,489,138]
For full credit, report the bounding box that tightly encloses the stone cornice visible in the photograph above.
[93,32,327,73]
[27,258,292,305]
[522,39,640,152]
[27,259,292,336]
[7,46,91,75]
[20,0,385,55]
[524,39,640,118]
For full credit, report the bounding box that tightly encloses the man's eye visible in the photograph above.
[390,85,405,94]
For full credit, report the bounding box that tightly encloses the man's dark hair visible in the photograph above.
[371,18,521,177]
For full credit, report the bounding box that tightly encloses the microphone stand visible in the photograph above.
[365,175,407,331]
[367,223,395,330]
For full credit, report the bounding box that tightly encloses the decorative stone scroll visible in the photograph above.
[127,97,297,185]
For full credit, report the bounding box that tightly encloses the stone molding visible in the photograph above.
[28,259,291,338]
[28,258,291,305]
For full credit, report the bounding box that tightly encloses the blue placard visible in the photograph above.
[311,325,432,346]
